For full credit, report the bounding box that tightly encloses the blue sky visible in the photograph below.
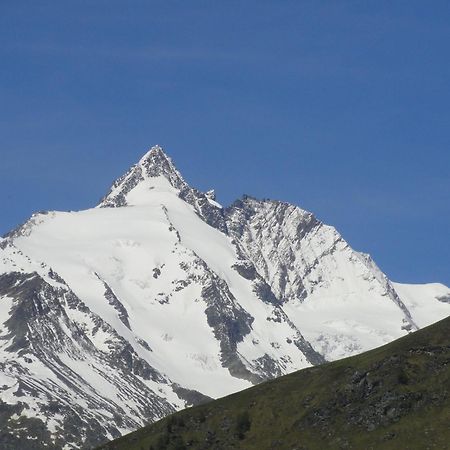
[1,1,449,285]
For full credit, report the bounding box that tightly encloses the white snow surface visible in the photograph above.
[11,178,252,398]
[392,282,450,328]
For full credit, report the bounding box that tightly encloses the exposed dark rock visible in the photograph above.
[202,276,261,383]
[171,384,213,407]
[95,274,131,330]
[437,294,450,303]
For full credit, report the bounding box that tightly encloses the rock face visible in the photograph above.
[0,146,449,449]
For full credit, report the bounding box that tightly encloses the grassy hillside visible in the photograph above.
[99,316,450,450]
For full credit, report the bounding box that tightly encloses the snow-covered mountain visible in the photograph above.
[0,146,448,449]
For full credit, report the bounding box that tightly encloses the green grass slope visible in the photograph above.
[98,316,450,450]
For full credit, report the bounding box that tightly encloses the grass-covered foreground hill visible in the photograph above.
[99,316,450,450]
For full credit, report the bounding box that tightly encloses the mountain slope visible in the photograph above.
[99,314,450,450]
[0,145,448,448]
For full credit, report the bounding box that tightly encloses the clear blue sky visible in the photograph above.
[1,1,449,285]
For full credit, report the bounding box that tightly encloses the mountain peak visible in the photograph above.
[138,144,169,164]
[137,145,184,184]
[98,145,228,231]
[98,145,187,208]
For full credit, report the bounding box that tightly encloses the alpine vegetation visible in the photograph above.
[100,315,450,450]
